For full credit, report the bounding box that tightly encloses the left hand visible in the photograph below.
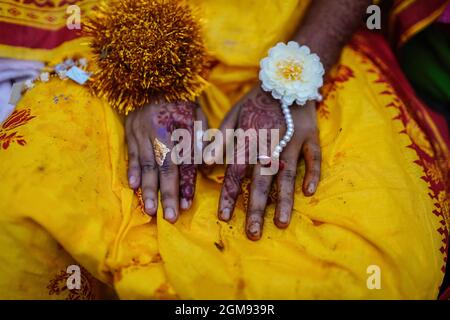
[212,86,321,240]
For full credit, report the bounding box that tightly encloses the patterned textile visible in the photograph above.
[0,0,448,299]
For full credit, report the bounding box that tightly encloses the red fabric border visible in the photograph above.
[351,30,449,162]
[351,30,450,299]
[390,0,450,47]
[440,285,450,300]
[0,21,81,50]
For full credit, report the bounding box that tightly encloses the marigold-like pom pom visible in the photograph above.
[84,0,209,114]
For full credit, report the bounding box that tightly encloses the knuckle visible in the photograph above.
[248,208,265,218]
[281,168,297,181]
[309,168,320,177]
[299,124,316,135]
[309,141,320,150]
[128,164,140,172]
[278,196,293,208]
[312,150,322,162]
[254,178,271,195]
[160,192,175,203]
[139,155,154,166]
[126,133,135,145]
[141,162,158,173]
[278,184,294,200]
[159,161,177,176]
[142,186,156,195]
[129,159,140,169]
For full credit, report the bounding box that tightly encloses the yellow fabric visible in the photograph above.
[0,39,90,66]
[0,0,96,62]
[0,0,447,299]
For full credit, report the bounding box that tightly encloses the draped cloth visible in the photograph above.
[389,0,450,48]
[0,0,448,299]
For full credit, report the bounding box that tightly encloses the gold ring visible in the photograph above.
[153,138,171,166]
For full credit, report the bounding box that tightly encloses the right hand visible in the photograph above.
[212,87,321,240]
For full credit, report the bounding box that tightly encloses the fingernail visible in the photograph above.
[129,176,136,187]
[180,198,191,210]
[165,207,176,221]
[248,222,261,237]
[145,199,155,214]
[279,212,289,224]
[307,182,316,194]
[220,208,231,220]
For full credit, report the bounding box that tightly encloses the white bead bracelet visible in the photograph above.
[259,41,324,159]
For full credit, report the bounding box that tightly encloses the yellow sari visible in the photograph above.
[0,0,448,299]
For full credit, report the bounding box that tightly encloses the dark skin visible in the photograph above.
[126,101,207,222]
[125,0,371,236]
[215,0,371,240]
[215,91,320,239]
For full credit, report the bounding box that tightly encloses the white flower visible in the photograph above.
[259,41,324,106]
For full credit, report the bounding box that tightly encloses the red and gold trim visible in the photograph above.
[0,0,97,30]
[389,0,450,48]
[351,30,450,298]
[0,21,80,49]
[0,0,97,61]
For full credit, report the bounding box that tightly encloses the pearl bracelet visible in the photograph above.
[259,41,324,159]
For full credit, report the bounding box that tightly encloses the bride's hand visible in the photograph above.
[125,101,207,222]
[214,86,321,240]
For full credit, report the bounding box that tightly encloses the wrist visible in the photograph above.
[293,32,340,73]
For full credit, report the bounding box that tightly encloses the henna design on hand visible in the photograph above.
[156,101,195,132]
[239,92,285,131]
[155,101,197,204]
[219,91,285,219]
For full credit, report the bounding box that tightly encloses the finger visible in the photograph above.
[135,133,158,216]
[125,114,141,189]
[195,105,209,154]
[195,105,212,176]
[179,113,197,210]
[179,164,196,210]
[302,137,321,196]
[218,163,247,221]
[158,141,180,223]
[246,165,274,240]
[274,145,300,228]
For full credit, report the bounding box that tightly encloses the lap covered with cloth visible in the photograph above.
[0,0,448,299]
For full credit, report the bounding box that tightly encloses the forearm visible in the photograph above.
[293,0,371,72]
